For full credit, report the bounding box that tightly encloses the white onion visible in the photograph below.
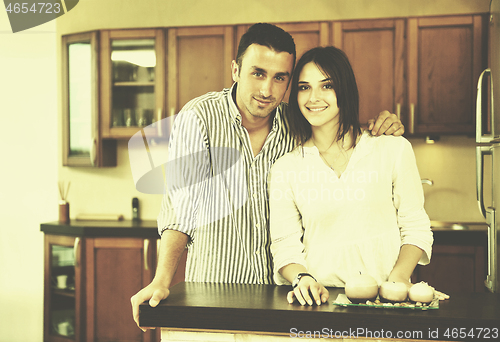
[379,281,408,302]
[345,274,379,303]
[408,282,435,303]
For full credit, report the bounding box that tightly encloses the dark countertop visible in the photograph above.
[40,220,159,238]
[140,282,499,341]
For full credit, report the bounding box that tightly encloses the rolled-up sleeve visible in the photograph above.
[157,109,209,243]
[268,158,308,285]
[392,139,433,265]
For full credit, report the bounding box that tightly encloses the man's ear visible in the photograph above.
[231,60,239,82]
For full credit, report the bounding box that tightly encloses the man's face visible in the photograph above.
[232,44,294,120]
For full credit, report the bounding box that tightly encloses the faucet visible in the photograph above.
[421,178,433,186]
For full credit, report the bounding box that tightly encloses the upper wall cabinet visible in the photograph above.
[100,29,165,139]
[407,15,486,135]
[61,14,489,165]
[62,32,116,167]
[167,26,234,115]
[332,19,405,127]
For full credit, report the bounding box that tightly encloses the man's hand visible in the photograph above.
[131,281,170,332]
[368,110,404,136]
[287,277,329,306]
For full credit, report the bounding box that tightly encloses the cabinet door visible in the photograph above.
[101,29,166,139]
[167,26,234,114]
[413,245,486,293]
[274,22,330,60]
[332,19,405,127]
[62,32,116,167]
[44,235,84,342]
[407,15,485,135]
[85,237,157,342]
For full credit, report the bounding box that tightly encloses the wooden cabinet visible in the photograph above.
[332,19,405,127]
[43,233,159,342]
[406,15,486,135]
[85,237,158,342]
[413,244,487,293]
[167,26,234,115]
[100,29,166,139]
[44,235,84,341]
[333,15,486,134]
[412,230,488,293]
[62,32,116,167]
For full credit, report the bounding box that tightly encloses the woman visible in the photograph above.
[269,46,439,306]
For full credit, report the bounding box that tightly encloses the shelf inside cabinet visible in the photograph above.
[113,81,155,87]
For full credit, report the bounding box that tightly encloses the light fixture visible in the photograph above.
[111,50,156,68]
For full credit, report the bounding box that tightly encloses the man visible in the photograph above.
[131,23,403,330]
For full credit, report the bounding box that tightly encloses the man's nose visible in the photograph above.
[259,78,273,98]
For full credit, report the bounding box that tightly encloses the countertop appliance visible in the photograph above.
[476,0,500,293]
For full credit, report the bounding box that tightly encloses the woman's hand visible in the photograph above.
[428,285,450,301]
[287,277,329,306]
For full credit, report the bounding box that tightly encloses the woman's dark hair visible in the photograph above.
[236,23,296,71]
[288,46,361,149]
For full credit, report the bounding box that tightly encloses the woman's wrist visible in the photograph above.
[292,273,317,288]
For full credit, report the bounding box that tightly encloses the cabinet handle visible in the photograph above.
[144,239,150,271]
[395,103,401,120]
[409,103,415,134]
[74,237,80,268]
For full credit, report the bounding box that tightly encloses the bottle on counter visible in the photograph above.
[132,197,140,222]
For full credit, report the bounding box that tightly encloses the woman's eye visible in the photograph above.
[324,83,333,89]
[298,85,309,91]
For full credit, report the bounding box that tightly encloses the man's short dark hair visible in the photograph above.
[236,23,296,70]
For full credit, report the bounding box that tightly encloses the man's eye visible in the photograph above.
[275,76,285,82]
[253,72,263,77]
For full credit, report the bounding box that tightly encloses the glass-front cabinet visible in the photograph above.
[44,235,83,342]
[100,29,165,139]
[62,32,116,167]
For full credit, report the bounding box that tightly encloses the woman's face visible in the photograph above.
[297,62,340,130]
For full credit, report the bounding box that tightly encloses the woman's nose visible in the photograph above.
[309,87,321,102]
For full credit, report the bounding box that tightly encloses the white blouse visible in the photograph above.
[268,131,433,287]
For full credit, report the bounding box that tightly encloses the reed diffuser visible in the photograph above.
[58,181,71,223]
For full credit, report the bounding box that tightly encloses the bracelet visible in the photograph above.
[292,273,317,289]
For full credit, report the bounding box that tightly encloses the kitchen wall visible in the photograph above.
[0,0,491,341]
[0,14,57,342]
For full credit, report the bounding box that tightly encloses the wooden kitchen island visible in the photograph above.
[139,282,499,342]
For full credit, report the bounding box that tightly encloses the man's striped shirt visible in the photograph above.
[158,84,295,284]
